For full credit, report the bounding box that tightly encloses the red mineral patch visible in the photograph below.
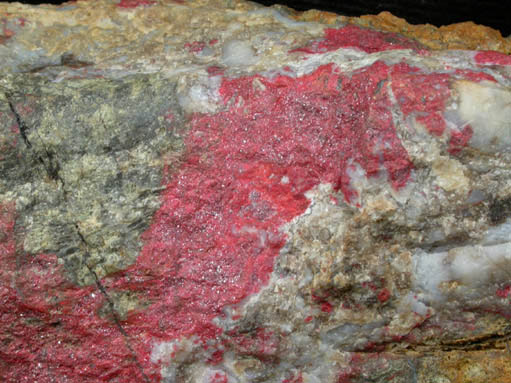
[0,17,26,43]
[207,65,225,76]
[455,69,497,83]
[4,61,435,381]
[0,203,148,382]
[391,62,476,153]
[116,0,155,8]
[210,372,228,383]
[184,41,206,53]
[496,285,511,298]
[391,62,451,126]
[228,327,280,359]
[321,302,333,313]
[415,112,446,136]
[291,25,423,54]
[448,124,473,155]
[377,288,391,303]
[475,51,511,66]
[96,61,414,376]
[1,20,14,44]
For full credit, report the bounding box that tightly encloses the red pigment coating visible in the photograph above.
[2,27,14,37]
[391,62,450,137]
[337,358,360,383]
[96,61,413,377]
[391,62,477,153]
[164,112,174,122]
[218,61,413,194]
[304,315,313,323]
[10,122,20,134]
[415,112,445,136]
[496,285,511,298]
[116,0,155,8]
[1,17,26,42]
[208,349,225,365]
[321,302,333,313]
[184,41,206,53]
[210,372,228,383]
[291,25,423,54]
[207,66,225,76]
[337,372,354,383]
[448,125,473,155]
[337,353,393,383]
[377,288,391,303]
[227,327,280,359]
[6,59,479,381]
[311,292,330,302]
[475,51,511,66]
[361,281,378,291]
[0,203,149,382]
[454,69,497,83]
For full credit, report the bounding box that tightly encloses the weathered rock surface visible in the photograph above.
[1,1,511,382]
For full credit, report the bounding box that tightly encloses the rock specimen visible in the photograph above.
[1,0,511,382]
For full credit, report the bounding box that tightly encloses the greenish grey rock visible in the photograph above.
[0,73,184,285]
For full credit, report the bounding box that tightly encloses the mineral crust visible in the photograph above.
[1,0,511,382]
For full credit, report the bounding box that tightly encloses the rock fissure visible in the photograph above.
[75,221,151,383]
[6,97,31,149]
[5,93,64,184]
[85,264,151,383]
[383,330,511,354]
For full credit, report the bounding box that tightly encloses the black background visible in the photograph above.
[4,0,511,37]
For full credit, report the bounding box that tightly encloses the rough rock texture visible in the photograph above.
[1,1,511,382]
[298,10,511,54]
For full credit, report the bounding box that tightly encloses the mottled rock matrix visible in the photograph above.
[1,1,511,382]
